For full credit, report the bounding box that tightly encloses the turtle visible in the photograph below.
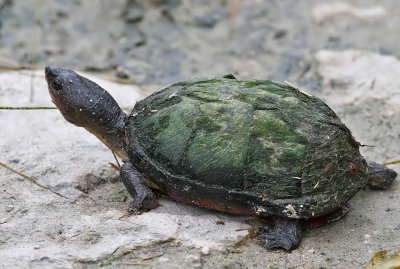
[45,66,397,251]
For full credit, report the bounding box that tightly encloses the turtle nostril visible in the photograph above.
[45,65,62,80]
[45,65,55,76]
[45,66,65,91]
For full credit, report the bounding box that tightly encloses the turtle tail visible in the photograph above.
[367,161,397,190]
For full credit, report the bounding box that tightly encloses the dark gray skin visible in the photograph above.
[45,66,397,251]
[120,162,158,212]
[45,66,128,161]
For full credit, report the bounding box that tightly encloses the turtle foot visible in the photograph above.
[120,162,158,214]
[259,217,302,251]
[367,161,397,190]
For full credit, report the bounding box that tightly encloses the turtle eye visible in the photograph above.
[51,78,63,91]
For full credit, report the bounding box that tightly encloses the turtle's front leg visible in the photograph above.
[120,162,158,214]
[258,217,302,251]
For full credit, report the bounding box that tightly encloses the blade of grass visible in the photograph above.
[0,106,57,110]
[0,161,71,200]
[383,160,400,165]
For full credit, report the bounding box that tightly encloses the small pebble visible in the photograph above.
[34,245,40,249]
[124,8,143,23]
[185,254,199,263]
[20,208,28,214]
[201,246,210,255]
[116,66,130,79]
[193,262,202,269]
[0,218,7,224]
[6,205,14,212]
[158,257,170,263]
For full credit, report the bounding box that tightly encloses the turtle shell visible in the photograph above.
[125,78,368,219]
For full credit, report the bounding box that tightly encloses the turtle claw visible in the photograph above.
[127,192,158,214]
[259,217,302,251]
[262,233,296,251]
[128,201,144,215]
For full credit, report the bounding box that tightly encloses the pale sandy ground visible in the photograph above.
[1,49,400,268]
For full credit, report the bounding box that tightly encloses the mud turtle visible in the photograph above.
[45,66,396,251]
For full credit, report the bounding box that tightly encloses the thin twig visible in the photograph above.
[109,163,120,171]
[230,0,242,19]
[101,76,135,84]
[234,229,259,246]
[284,80,313,98]
[112,151,121,169]
[142,253,163,261]
[0,161,71,200]
[235,227,253,232]
[30,0,40,103]
[67,226,90,240]
[0,65,31,71]
[118,212,135,220]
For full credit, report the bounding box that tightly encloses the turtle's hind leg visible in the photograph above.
[367,161,397,190]
[120,162,158,214]
[258,217,302,251]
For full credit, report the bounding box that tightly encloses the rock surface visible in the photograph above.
[0,70,250,268]
[1,0,400,268]
[1,50,400,267]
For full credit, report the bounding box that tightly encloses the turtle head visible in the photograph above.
[45,65,129,161]
[45,66,110,127]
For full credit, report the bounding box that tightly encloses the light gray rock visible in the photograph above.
[1,51,400,268]
[0,70,249,268]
